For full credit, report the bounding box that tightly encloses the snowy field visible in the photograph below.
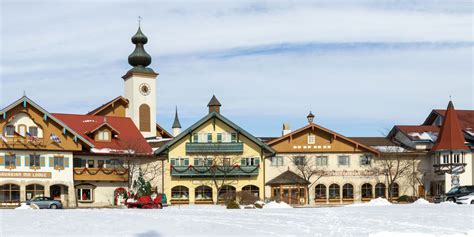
[1,203,473,237]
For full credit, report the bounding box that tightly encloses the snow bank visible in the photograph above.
[15,203,38,210]
[411,198,432,205]
[347,198,392,207]
[263,201,292,209]
[439,201,457,206]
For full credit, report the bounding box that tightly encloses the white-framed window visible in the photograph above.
[271,156,284,166]
[338,155,350,166]
[193,133,212,143]
[77,188,93,202]
[97,131,110,141]
[171,158,189,166]
[241,157,259,166]
[194,157,213,166]
[442,154,449,164]
[316,156,328,166]
[105,159,123,168]
[308,134,316,144]
[453,154,460,163]
[360,155,372,166]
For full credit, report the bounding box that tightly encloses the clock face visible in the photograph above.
[139,83,151,96]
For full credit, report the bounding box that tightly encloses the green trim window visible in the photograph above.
[217,133,222,143]
[171,158,189,166]
[194,158,212,166]
[5,155,16,167]
[29,154,40,167]
[316,156,328,166]
[193,133,199,143]
[338,156,350,167]
[231,133,237,143]
[241,157,259,166]
[207,133,212,143]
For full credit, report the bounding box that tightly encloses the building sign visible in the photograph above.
[0,171,52,178]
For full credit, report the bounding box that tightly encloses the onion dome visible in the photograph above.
[128,27,152,68]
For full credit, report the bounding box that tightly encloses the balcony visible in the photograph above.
[170,165,259,177]
[73,168,128,182]
[186,142,244,153]
[433,163,466,175]
[0,137,46,149]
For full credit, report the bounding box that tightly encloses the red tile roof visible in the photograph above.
[52,113,152,155]
[431,101,470,152]
[431,109,474,131]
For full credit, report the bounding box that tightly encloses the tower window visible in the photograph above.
[139,104,151,132]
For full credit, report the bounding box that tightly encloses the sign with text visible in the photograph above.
[0,171,52,179]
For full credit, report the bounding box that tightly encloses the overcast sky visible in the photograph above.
[1,1,472,137]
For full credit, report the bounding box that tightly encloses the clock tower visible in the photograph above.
[122,26,157,139]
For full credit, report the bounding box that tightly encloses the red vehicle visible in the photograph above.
[125,194,164,209]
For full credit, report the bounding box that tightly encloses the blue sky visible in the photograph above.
[1,1,472,137]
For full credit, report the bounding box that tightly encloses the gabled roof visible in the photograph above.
[389,125,440,142]
[0,96,94,148]
[431,101,470,152]
[423,109,474,130]
[53,113,152,155]
[86,121,120,135]
[155,112,275,155]
[87,96,129,116]
[156,123,173,139]
[266,170,310,185]
[267,123,380,156]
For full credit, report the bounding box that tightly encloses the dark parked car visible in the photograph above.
[436,185,474,203]
[26,196,63,209]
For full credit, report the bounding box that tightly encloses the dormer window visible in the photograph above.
[97,131,110,141]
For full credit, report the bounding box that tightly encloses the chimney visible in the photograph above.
[282,123,291,136]
[207,95,222,114]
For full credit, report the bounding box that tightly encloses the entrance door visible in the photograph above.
[50,185,69,207]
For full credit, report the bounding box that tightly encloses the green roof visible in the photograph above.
[154,112,275,156]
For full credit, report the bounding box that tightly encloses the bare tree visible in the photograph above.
[367,146,414,202]
[291,155,326,204]
[121,139,162,191]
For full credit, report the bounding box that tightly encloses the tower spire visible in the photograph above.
[172,106,182,136]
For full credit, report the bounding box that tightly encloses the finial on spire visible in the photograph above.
[23,90,26,97]
[138,16,142,27]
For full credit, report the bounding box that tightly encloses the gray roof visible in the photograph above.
[155,112,275,155]
[172,106,181,129]
[266,170,310,185]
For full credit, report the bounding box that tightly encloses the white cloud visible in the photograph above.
[0,1,472,136]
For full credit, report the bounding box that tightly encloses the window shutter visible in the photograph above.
[40,156,45,167]
[16,156,21,166]
[25,156,30,167]
[255,158,260,166]
[0,156,4,166]
[49,157,54,167]
[65,158,69,167]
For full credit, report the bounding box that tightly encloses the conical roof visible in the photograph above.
[172,106,181,129]
[431,101,469,152]
[207,95,221,107]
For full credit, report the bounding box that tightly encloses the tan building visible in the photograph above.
[155,96,275,204]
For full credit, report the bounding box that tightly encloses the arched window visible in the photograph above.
[26,184,44,200]
[242,185,259,198]
[315,184,326,199]
[342,184,354,199]
[195,186,212,201]
[218,185,236,201]
[0,184,20,203]
[329,184,340,199]
[171,186,189,200]
[390,183,399,198]
[362,183,373,199]
[375,183,386,198]
[139,104,151,132]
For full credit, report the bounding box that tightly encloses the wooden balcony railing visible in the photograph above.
[185,142,244,153]
[73,168,128,182]
[170,165,259,177]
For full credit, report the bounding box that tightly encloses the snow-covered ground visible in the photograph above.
[1,203,473,237]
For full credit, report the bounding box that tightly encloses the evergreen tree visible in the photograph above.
[133,168,152,196]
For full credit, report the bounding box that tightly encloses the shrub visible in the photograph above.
[397,195,416,203]
[236,191,259,205]
[226,200,240,209]
[254,203,263,209]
